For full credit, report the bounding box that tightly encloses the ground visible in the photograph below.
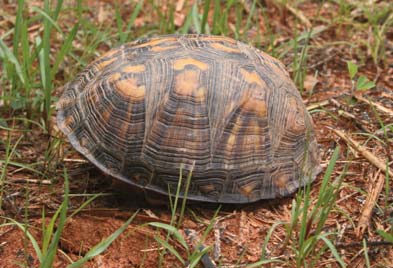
[0,1,392,267]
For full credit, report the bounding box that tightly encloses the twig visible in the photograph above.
[142,209,159,219]
[336,240,393,249]
[356,172,385,238]
[354,94,393,117]
[213,222,221,262]
[332,129,392,177]
[306,100,330,111]
[238,210,247,246]
[330,98,370,127]
[9,178,52,185]
[63,158,88,163]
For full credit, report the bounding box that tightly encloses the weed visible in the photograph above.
[148,164,218,267]
[347,61,376,91]
[280,147,346,267]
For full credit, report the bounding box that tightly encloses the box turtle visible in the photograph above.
[57,34,321,203]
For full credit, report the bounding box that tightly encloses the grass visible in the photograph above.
[1,170,138,268]
[1,0,393,267]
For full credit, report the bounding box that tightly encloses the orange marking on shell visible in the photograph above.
[195,87,206,100]
[239,181,258,196]
[173,58,209,71]
[174,70,199,96]
[133,37,177,49]
[274,174,290,189]
[101,106,113,121]
[109,72,121,82]
[122,65,146,73]
[199,184,216,194]
[227,134,236,149]
[150,45,179,52]
[101,48,119,58]
[240,69,265,87]
[118,97,136,142]
[202,36,237,44]
[115,78,146,100]
[242,98,267,117]
[64,115,74,127]
[96,57,116,70]
[210,42,239,53]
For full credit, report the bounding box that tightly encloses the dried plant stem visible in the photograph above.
[354,94,393,117]
[333,129,392,178]
[306,100,330,111]
[356,172,385,238]
[285,3,312,28]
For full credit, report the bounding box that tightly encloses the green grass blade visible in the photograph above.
[191,4,201,34]
[154,236,185,264]
[169,164,183,226]
[195,207,220,250]
[0,134,24,206]
[261,221,284,260]
[178,162,194,227]
[319,235,346,267]
[123,0,143,42]
[0,39,25,84]
[40,170,69,268]
[244,0,257,36]
[179,8,193,34]
[377,230,393,243]
[200,0,211,34]
[188,245,212,268]
[41,206,61,257]
[67,210,138,268]
[31,6,64,36]
[20,19,32,99]
[362,239,370,268]
[69,193,103,218]
[115,3,124,43]
[51,23,79,79]
[317,146,340,203]
[40,0,53,125]
[0,160,47,177]
[53,0,64,21]
[148,222,188,250]
[10,0,24,92]
[212,0,220,34]
[247,258,284,268]
[1,217,43,261]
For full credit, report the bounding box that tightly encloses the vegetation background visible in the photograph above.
[0,0,392,267]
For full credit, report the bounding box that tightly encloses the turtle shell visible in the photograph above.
[56,34,321,203]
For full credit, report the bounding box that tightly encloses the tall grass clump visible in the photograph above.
[284,147,346,267]
[252,147,346,267]
[0,0,79,128]
[147,164,218,268]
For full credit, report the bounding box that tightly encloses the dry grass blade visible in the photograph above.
[330,98,370,126]
[306,100,329,111]
[332,129,392,177]
[9,178,52,184]
[354,94,393,117]
[285,3,312,28]
[356,172,385,238]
